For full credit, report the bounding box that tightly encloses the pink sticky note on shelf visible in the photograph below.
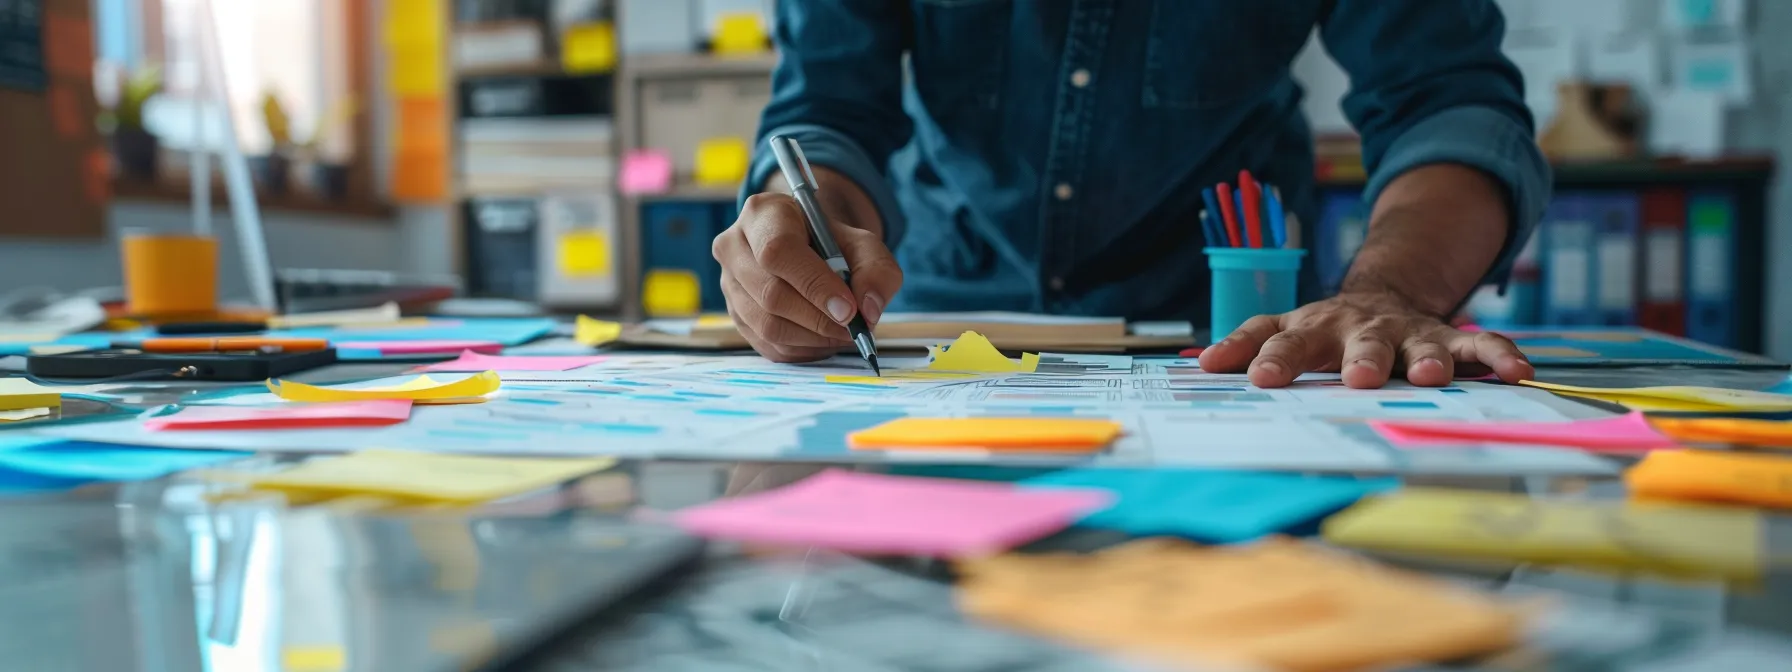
[334,340,504,355]
[146,399,414,431]
[673,470,1111,557]
[618,149,674,195]
[1369,411,1678,453]
[419,350,609,372]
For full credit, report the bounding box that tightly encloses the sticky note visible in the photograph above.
[1651,417,1792,448]
[556,230,611,278]
[575,315,622,346]
[0,379,61,412]
[1023,469,1399,543]
[282,645,346,672]
[618,149,674,195]
[1521,381,1792,412]
[561,21,618,74]
[387,48,445,96]
[823,371,978,385]
[146,400,414,431]
[673,470,1110,557]
[927,331,1039,373]
[384,0,444,48]
[1323,487,1763,580]
[333,340,504,356]
[1369,412,1678,452]
[419,351,607,373]
[956,537,1524,672]
[0,407,51,422]
[0,443,251,482]
[693,137,751,187]
[268,372,501,405]
[243,450,617,504]
[1626,449,1792,509]
[848,417,1121,452]
[643,269,702,317]
[712,12,769,56]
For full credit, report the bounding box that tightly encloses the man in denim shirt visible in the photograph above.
[715,0,1548,389]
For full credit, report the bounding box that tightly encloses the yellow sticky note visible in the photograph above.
[0,408,52,422]
[283,645,347,672]
[1322,487,1763,580]
[928,331,1039,373]
[711,12,768,56]
[850,417,1121,452]
[268,372,501,405]
[1651,417,1792,448]
[695,314,737,329]
[824,371,979,385]
[557,230,612,277]
[575,315,622,346]
[245,450,617,504]
[384,0,444,48]
[693,137,751,187]
[0,378,61,412]
[1626,449,1792,509]
[561,21,617,74]
[643,269,702,317]
[1520,380,1792,412]
[387,47,444,97]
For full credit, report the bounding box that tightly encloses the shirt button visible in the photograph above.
[1070,68,1092,88]
[1049,276,1066,291]
[1054,183,1074,200]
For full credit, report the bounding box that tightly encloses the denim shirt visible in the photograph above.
[742,0,1550,322]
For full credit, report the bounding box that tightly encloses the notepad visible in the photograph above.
[1369,412,1678,452]
[956,536,1524,672]
[672,470,1109,557]
[1521,381,1792,412]
[419,351,607,372]
[575,315,622,346]
[0,378,61,412]
[1322,487,1763,580]
[927,331,1039,373]
[333,340,504,356]
[240,449,617,504]
[1023,469,1398,543]
[1626,449,1792,509]
[847,417,1120,453]
[146,400,414,431]
[267,372,500,405]
[1650,417,1792,448]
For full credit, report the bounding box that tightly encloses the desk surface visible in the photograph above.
[1,358,1789,671]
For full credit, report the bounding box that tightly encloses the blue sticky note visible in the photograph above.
[1022,469,1400,543]
[0,441,251,482]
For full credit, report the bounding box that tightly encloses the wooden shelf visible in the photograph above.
[631,183,740,203]
[111,177,395,220]
[621,52,777,79]
[457,60,579,78]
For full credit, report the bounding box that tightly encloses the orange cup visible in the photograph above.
[122,232,219,316]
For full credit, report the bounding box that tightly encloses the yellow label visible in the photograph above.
[693,137,751,187]
[561,21,618,74]
[557,230,612,278]
[712,12,769,56]
[643,269,702,317]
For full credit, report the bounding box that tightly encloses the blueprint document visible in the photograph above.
[32,354,1618,475]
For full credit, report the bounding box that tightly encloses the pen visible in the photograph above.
[1238,171,1263,249]
[767,135,881,376]
[1199,210,1223,248]
[1200,188,1229,248]
[1265,185,1288,249]
[114,337,331,353]
[1215,182,1242,248]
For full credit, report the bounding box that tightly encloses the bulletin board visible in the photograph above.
[0,0,104,238]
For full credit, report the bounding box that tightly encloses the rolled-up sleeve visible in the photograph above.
[1320,0,1552,290]
[740,1,913,247]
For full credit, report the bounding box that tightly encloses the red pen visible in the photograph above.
[1215,182,1242,248]
[1239,171,1263,248]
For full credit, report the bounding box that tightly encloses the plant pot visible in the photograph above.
[112,128,160,180]
[249,154,291,195]
[313,162,350,201]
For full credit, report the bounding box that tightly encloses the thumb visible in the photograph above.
[837,227,903,327]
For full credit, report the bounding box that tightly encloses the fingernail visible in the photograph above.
[1350,358,1377,370]
[1259,360,1285,376]
[861,293,885,326]
[826,297,853,323]
[1419,357,1445,370]
[1214,338,1230,348]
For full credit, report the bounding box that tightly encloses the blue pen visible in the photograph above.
[1199,210,1223,248]
[1200,188,1228,247]
[1265,186,1288,249]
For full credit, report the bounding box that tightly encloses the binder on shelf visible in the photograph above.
[1540,194,1596,327]
[1639,189,1688,336]
[641,201,729,313]
[1685,191,1738,348]
[537,191,621,308]
[1591,193,1641,326]
[463,198,539,300]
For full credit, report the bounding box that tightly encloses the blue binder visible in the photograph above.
[1590,193,1641,326]
[1539,194,1597,327]
[1684,191,1738,347]
[642,201,730,311]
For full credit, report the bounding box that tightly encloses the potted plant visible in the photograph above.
[252,91,293,195]
[108,67,163,180]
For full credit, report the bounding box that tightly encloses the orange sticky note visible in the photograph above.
[1650,417,1792,448]
[848,417,1121,452]
[1626,449,1792,509]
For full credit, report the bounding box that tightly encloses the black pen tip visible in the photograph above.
[867,355,881,377]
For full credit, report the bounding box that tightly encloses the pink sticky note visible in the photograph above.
[1369,411,1678,453]
[335,340,504,355]
[618,149,674,195]
[146,399,414,431]
[673,470,1111,557]
[419,350,609,372]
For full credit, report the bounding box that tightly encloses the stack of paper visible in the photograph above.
[1626,450,1792,509]
[233,449,617,505]
[849,418,1122,453]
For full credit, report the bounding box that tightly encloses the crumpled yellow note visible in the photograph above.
[1520,380,1792,413]
[575,315,622,346]
[268,371,500,405]
[927,331,1039,373]
[0,378,60,412]
[241,449,617,504]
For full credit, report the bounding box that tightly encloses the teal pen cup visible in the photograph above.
[1205,247,1307,340]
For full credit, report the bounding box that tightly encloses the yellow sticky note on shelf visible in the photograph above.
[557,230,612,278]
[928,331,1039,373]
[268,372,500,405]
[1322,487,1763,580]
[561,21,617,74]
[693,137,751,187]
[1520,380,1792,412]
[0,379,61,412]
[384,0,444,48]
[575,315,623,346]
[643,269,702,317]
[849,417,1121,452]
[282,645,347,672]
[244,449,617,504]
[1626,449,1792,509]
[387,47,445,97]
[711,12,768,56]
